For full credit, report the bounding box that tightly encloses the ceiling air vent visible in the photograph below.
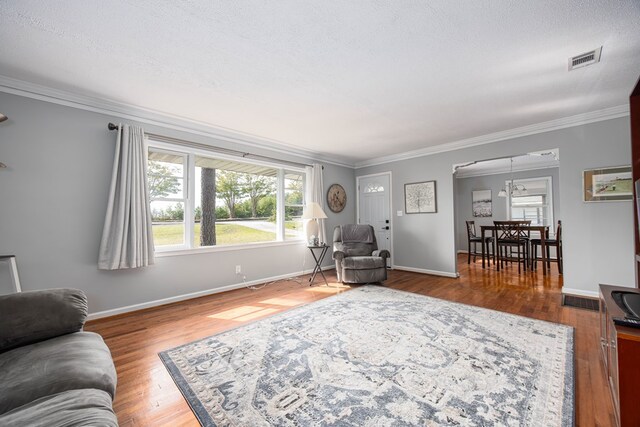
[568,46,602,71]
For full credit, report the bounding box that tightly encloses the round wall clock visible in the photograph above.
[327,183,347,213]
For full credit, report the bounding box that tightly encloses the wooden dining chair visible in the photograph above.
[493,221,530,273]
[531,220,562,274]
[465,221,493,265]
[514,220,532,267]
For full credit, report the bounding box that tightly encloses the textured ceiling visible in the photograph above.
[1,1,639,164]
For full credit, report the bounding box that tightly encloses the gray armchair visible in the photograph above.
[332,224,390,284]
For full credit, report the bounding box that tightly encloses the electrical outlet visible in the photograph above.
[236,265,242,274]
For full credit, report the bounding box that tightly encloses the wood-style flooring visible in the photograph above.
[85,255,615,426]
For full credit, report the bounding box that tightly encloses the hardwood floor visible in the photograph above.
[86,255,615,426]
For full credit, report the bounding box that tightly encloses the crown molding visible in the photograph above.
[2,75,630,171]
[0,75,355,168]
[355,104,630,168]
[454,159,560,178]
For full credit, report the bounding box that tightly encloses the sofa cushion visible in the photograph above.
[0,288,88,353]
[342,256,386,269]
[0,331,117,414]
[0,388,117,427]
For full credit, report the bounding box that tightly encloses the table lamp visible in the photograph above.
[301,202,328,245]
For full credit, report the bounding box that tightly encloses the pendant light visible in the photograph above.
[498,157,527,197]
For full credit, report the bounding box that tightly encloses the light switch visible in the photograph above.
[397,210,403,216]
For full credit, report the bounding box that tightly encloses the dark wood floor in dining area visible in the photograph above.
[85,255,615,426]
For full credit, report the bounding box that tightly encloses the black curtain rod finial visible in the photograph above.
[107,123,118,131]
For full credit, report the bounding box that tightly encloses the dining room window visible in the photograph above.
[507,177,554,230]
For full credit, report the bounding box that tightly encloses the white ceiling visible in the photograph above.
[1,1,639,165]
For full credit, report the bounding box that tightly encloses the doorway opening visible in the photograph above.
[452,149,561,276]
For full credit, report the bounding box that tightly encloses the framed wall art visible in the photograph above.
[583,166,633,202]
[472,190,492,217]
[404,181,437,214]
[327,183,347,213]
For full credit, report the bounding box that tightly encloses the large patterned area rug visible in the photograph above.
[159,286,574,426]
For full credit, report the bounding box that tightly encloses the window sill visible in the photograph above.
[155,239,308,258]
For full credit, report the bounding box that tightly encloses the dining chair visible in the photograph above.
[531,220,562,274]
[514,220,532,266]
[494,221,530,273]
[465,221,493,265]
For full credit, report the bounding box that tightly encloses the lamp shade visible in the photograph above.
[301,202,328,219]
[497,189,508,198]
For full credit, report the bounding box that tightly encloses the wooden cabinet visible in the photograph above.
[599,285,640,426]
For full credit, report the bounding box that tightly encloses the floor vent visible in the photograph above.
[569,47,602,71]
[562,295,599,311]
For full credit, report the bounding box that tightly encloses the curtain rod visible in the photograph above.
[107,122,318,169]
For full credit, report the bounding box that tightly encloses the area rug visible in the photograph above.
[159,286,574,426]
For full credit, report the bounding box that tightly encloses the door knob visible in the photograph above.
[383,226,390,230]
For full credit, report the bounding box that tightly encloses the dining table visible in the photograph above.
[480,225,551,274]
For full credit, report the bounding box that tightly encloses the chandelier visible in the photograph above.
[498,157,527,197]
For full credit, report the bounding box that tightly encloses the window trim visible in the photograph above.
[506,176,554,233]
[155,239,307,258]
[146,137,307,253]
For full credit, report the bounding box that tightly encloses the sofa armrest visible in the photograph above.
[0,288,88,353]
[372,249,390,259]
[332,250,346,261]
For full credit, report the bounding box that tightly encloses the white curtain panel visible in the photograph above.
[305,163,327,244]
[98,124,155,270]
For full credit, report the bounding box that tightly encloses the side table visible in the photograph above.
[307,245,329,286]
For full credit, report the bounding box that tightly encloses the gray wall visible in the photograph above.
[455,167,560,253]
[357,117,634,295]
[0,92,356,314]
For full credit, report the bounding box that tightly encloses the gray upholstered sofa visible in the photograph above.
[0,289,118,426]
[332,224,390,284]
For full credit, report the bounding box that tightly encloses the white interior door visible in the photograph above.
[357,173,392,267]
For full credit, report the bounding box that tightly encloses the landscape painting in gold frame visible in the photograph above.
[583,166,632,202]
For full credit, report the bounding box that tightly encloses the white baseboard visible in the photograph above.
[394,265,459,278]
[87,265,335,320]
[561,287,599,298]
